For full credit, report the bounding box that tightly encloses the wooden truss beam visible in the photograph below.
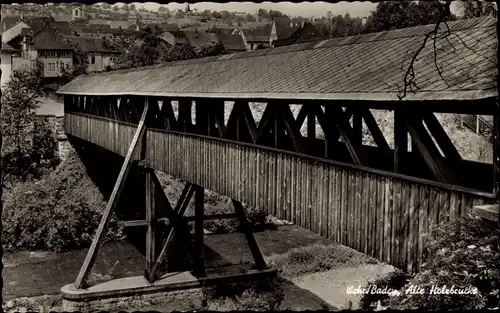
[149,180,195,282]
[394,108,407,173]
[406,116,456,184]
[324,106,366,165]
[360,108,390,150]
[421,111,462,163]
[232,200,268,270]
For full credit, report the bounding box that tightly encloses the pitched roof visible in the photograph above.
[32,29,74,51]
[57,17,497,102]
[1,15,21,32]
[24,16,55,35]
[166,30,188,45]
[1,41,19,52]
[184,30,219,50]
[65,36,121,53]
[273,16,292,27]
[54,21,72,35]
[217,33,246,51]
[242,26,271,42]
[276,25,301,40]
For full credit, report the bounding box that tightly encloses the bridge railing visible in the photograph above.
[64,101,495,273]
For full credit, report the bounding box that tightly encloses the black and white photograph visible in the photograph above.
[0,0,499,311]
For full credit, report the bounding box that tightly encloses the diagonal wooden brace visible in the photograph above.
[74,98,149,289]
[232,200,268,270]
[149,181,195,282]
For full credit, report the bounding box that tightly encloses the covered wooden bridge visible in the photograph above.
[58,16,498,299]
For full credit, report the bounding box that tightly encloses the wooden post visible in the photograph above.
[307,107,316,139]
[232,200,268,270]
[352,110,363,144]
[73,99,149,289]
[194,185,206,277]
[394,109,407,173]
[145,168,156,282]
[273,106,279,148]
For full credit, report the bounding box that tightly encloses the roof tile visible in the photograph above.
[58,17,497,102]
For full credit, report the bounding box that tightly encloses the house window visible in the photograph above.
[47,62,56,72]
[91,56,95,64]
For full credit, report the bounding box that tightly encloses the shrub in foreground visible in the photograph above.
[362,213,499,310]
[2,150,124,252]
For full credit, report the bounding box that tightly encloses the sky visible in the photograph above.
[118,1,465,19]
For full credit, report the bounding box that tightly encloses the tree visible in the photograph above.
[130,4,136,12]
[363,1,456,34]
[211,11,222,19]
[246,13,256,22]
[460,0,497,18]
[201,9,211,18]
[257,8,268,20]
[220,10,231,20]
[175,10,185,19]
[122,4,129,11]
[113,5,119,12]
[269,10,285,19]
[61,45,90,82]
[1,64,58,181]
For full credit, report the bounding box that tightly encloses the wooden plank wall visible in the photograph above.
[65,113,495,273]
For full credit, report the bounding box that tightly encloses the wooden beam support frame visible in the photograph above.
[328,106,365,165]
[194,185,206,277]
[117,213,239,228]
[394,108,408,173]
[232,200,268,270]
[360,108,390,150]
[149,181,195,282]
[74,98,149,289]
[406,116,456,184]
[421,110,462,163]
[145,168,156,281]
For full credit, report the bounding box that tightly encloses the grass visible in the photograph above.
[154,170,284,234]
[268,243,379,280]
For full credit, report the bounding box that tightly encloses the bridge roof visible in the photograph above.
[57,17,497,102]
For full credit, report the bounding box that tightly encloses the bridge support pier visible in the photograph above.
[61,99,275,306]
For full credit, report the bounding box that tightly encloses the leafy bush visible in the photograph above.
[366,213,499,310]
[2,149,125,252]
[359,269,410,309]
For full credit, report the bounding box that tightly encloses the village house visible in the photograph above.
[1,18,74,89]
[183,30,220,52]
[65,36,121,72]
[161,30,189,47]
[269,16,322,47]
[239,26,272,50]
[216,32,247,53]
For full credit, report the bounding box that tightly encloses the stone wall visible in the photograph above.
[62,288,205,312]
[36,115,70,162]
